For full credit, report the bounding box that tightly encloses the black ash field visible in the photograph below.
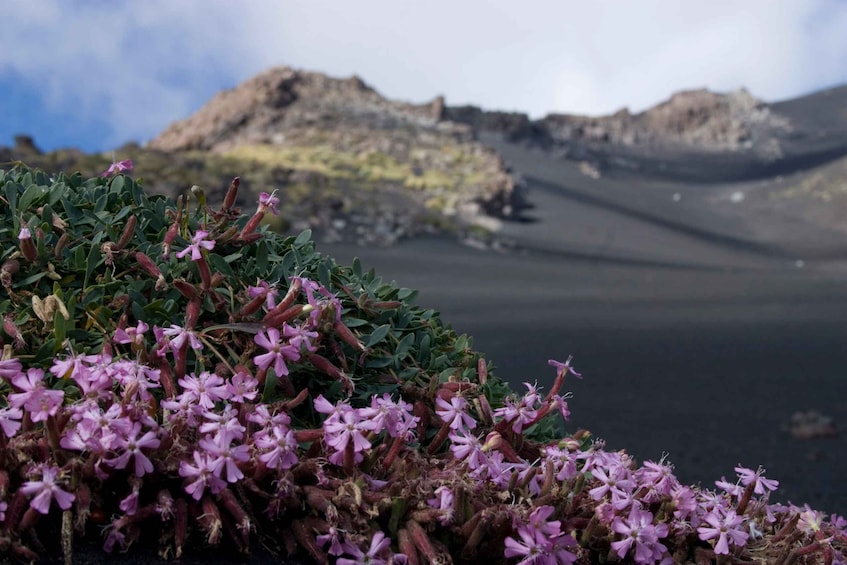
[323,133,847,516]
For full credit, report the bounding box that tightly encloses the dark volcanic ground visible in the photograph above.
[322,139,847,516]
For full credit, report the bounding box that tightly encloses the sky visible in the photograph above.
[2,1,847,153]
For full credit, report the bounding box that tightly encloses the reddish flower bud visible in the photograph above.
[162,222,179,258]
[54,232,69,259]
[307,353,353,393]
[173,279,200,301]
[1,259,19,288]
[222,177,240,211]
[333,320,366,351]
[134,252,162,278]
[3,315,24,350]
[17,226,37,263]
[114,215,137,251]
[186,299,201,329]
[262,304,304,327]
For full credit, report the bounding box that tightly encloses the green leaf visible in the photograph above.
[53,309,67,351]
[40,203,53,227]
[48,181,64,206]
[365,356,394,369]
[397,288,418,301]
[208,253,234,278]
[393,333,415,362]
[13,271,48,288]
[294,229,312,247]
[4,181,18,218]
[18,183,48,212]
[84,242,101,289]
[318,261,330,288]
[255,240,268,272]
[109,175,125,195]
[418,334,431,368]
[60,196,83,224]
[365,324,391,348]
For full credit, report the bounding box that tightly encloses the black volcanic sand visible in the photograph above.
[322,142,847,516]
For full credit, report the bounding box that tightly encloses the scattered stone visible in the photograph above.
[786,410,837,439]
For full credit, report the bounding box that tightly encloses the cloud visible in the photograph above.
[2,0,847,150]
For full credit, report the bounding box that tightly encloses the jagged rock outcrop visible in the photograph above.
[149,67,457,152]
[446,88,794,163]
[542,88,791,156]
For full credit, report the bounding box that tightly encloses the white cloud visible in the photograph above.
[2,0,846,149]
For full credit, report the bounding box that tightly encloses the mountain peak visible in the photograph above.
[148,66,449,152]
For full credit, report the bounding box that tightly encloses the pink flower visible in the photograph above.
[493,383,540,434]
[697,509,748,555]
[255,423,299,471]
[179,451,226,500]
[284,322,319,354]
[589,464,635,502]
[199,404,246,440]
[247,280,279,310]
[504,519,578,565]
[448,430,487,470]
[198,431,250,483]
[176,230,215,261]
[254,327,300,376]
[635,460,679,501]
[797,504,825,534]
[0,406,23,437]
[323,409,376,455]
[426,485,455,526]
[101,158,133,177]
[0,358,22,380]
[19,464,75,514]
[316,525,347,556]
[109,422,161,477]
[225,370,259,403]
[162,324,203,352]
[548,357,582,378]
[504,527,548,563]
[258,191,280,216]
[177,371,229,409]
[113,321,149,346]
[435,396,477,431]
[734,465,779,495]
[358,393,418,439]
[610,507,669,563]
[336,531,392,565]
[119,484,140,515]
[8,367,64,422]
[110,359,161,401]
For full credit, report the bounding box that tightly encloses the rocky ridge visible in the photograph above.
[445,87,795,175]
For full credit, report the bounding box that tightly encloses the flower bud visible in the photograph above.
[114,215,137,251]
[54,233,69,259]
[17,227,37,263]
[135,252,162,278]
[1,259,19,288]
[222,177,240,211]
[3,315,24,350]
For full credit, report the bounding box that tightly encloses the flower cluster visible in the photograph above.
[1,166,845,564]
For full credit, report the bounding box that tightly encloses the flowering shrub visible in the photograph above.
[0,164,845,563]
